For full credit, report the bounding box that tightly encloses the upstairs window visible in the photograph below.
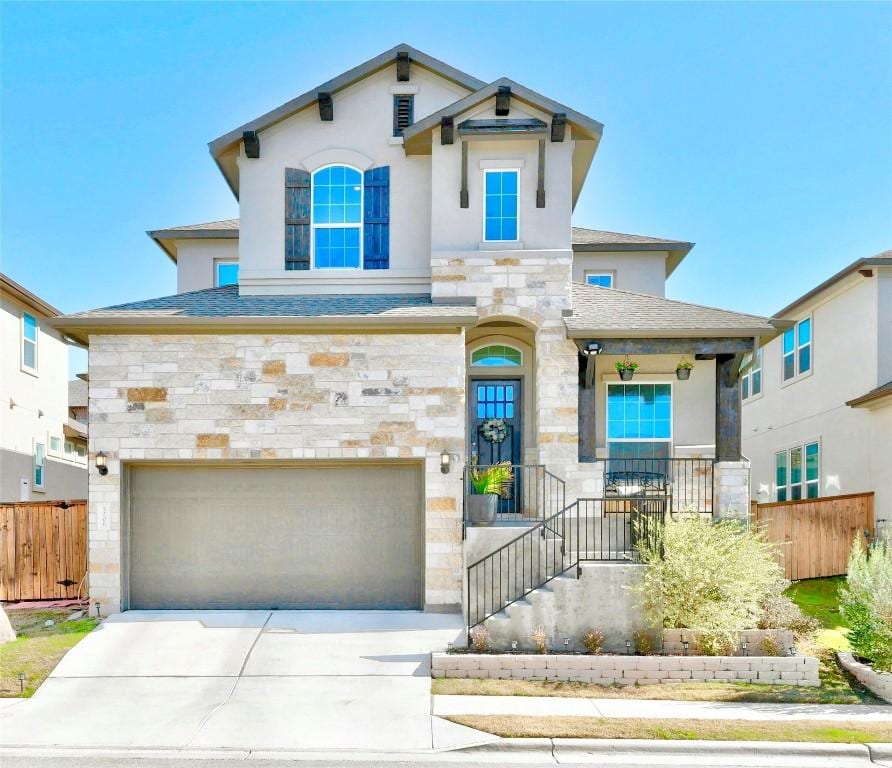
[484,169,518,242]
[742,347,763,400]
[393,94,414,137]
[782,317,812,381]
[22,312,38,373]
[215,261,239,287]
[312,165,362,269]
[34,442,45,490]
[471,344,522,367]
[585,272,614,288]
[775,441,819,501]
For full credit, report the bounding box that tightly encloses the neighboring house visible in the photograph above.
[0,274,88,502]
[52,45,777,637]
[742,252,892,533]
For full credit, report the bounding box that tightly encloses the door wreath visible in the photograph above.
[480,418,509,444]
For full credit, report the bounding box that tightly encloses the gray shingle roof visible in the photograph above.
[571,227,690,248]
[566,283,776,338]
[68,378,88,408]
[62,285,477,320]
[155,219,239,233]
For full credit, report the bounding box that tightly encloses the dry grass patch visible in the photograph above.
[433,675,871,704]
[447,715,892,742]
[1,608,98,697]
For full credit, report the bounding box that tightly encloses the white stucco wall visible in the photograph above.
[237,64,470,295]
[867,402,892,533]
[0,291,87,501]
[176,239,239,293]
[571,251,668,296]
[430,105,574,254]
[743,274,882,505]
[878,267,892,385]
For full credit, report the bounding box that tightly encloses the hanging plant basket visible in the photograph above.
[676,356,694,381]
[615,356,639,382]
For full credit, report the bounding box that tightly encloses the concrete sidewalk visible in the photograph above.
[433,694,892,722]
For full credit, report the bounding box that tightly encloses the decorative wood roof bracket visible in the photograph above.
[318,92,333,121]
[551,113,567,142]
[242,130,260,159]
[440,116,454,145]
[495,85,511,116]
[396,51,410,82]
[536,140,546,208]
[460,141,469,208]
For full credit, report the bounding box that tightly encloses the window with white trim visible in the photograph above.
[215,261,239,287]
[775,441,819,501]
[22,312,38,373]
[742,347,763,400]
[312,165,362,269]
[34,442,45,490]
[782,317,812,381]
[49,436,62,454]
[483,169,519,241]
[585,272,614,288]
[606,383,672,460]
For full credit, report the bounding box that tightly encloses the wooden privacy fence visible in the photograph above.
[750,492,875,580]
[0,500,87,601]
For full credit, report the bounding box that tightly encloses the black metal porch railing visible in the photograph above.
[463,464,565,527]
[604,458,715,513]
[466,496,667,633]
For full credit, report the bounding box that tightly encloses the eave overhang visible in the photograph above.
[147,226,240,264]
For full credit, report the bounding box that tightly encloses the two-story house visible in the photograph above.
[1,274,88,502]
[742,252,892,535]
[53,45,777,645]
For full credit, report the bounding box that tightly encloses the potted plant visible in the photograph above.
[675,357,694,381]
[466,460,514,525]
[615,357,639,382]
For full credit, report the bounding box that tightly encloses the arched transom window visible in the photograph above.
[312,165,362,269]
[471,344,522,367]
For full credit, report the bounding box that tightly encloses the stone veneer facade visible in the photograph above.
[87,331,466,614]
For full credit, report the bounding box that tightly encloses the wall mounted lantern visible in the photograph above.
[440,449,451,474]
[95,451,108,476]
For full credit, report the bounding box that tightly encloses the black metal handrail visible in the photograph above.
[604,458,714,513]
[463,464,565,526]
[466,495,667,634]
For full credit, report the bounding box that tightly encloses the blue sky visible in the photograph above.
[2,2,891,376]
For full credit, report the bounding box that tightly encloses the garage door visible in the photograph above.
[126,463,423,610]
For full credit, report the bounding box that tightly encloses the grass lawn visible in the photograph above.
[1,608,98,697]
[447,715,892,742]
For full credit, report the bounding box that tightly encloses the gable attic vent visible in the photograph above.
[393,94,414,137]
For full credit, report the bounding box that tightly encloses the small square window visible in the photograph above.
[585,273,614,288]
[215,262,239,287]
[50,436,62,453]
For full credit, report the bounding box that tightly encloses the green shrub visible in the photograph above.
[637,516,783,633]
[633,629,658,655]
[760,634,782,657]
[758,580,821,641]
[840,540,892,671]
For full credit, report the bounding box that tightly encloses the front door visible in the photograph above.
[470,379,522,516]
[470,378,522,465]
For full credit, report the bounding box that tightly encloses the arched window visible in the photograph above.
[471,344,522,367]
[312,165,362,269]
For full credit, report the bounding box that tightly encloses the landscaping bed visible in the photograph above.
[0,607,98,697]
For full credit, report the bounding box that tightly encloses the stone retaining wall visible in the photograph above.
[431,652,820,686]
[838,652,892,703]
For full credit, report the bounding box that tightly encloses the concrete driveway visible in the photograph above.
[0,611,495,753]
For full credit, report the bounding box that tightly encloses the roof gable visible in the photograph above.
[208,44,485,197]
